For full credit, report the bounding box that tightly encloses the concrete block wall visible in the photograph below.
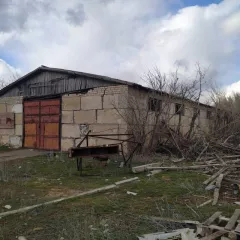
[61,85,129,151]
[128,86,212,136]
[0,96,23,148]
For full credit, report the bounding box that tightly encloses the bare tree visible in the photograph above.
[0,67,20,90]
[114,64,211,162]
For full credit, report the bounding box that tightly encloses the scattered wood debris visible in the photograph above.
[143,154,240,204]
[132,162,163,173]
[140,209,240,240]
[138,228,198,240]
[199,209,240,238]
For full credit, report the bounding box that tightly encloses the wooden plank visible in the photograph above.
[225,209,240,231]
[220,217,240,224]
[212,174,224,206]
[235,222,240,233]
[203,167,228,185]
[206,225,228,232]
[147,165,240,170]
[0,177,139,219]
[203,211,222,226]
[201,230,225,240]
[132,162,162,173]
[197,199,213,208]
[215,154,226,164]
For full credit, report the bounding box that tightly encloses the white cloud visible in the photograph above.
[0,32,14,46]
[225,80,240,96]
[0,59,21,85]
[0,0,240,88]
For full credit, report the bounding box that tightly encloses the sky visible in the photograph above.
[0,0,240,96]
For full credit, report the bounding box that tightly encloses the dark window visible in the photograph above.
[193,107,200,116]
[206,110,212,119]
[148,98,162,112]
[175,103,184,115]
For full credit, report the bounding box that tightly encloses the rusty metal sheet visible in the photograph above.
[0,113,14,129]
[24,101,40,115]
[24,98,60,150]
[40,115,59,123]
[24,136,37,148]
[44,123,59,136]
[42,138,59,150]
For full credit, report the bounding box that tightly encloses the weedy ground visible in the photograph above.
[0,152,237,240]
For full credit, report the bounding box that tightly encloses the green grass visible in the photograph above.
[0,154,238,240]
[0,154,132,211]
[0,145,12,152]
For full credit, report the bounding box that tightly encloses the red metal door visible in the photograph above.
[24,99,60,150]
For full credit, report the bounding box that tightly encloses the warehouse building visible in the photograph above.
[0,66,212,151]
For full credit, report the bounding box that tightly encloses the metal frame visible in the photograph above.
[69,130,141,175]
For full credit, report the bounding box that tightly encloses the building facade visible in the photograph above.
[0,66,213,151]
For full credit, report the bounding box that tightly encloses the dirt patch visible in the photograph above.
[220,182,240,203]
[0,149,46,163]
[47,188,81,198]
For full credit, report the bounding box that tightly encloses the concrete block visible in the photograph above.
[15,125,23,136]
[75,138,96,147]
[200,110,206,119]
[74,110,96,124]
[89,124,119,134]
[62,124,81,138]
[0,135,9,145]
[0,104,6,113]
[62,111,73,123]
[6,104,13,113]
[9,136,22,148]
[61,138,74,151]
[96,138,119,146]
[97,109,124,124]
[0,129,14,135]
[184,107,192,117]
[12,104,23,113]
[15,113,23,125]
[75,138,87,147]
[181,116,190,127]
[81,96,102,110]
[0,96,22,105]
[118,124,128,135]
[62,96,80,110]
[103,95,118,109]
[7,104,23,113]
